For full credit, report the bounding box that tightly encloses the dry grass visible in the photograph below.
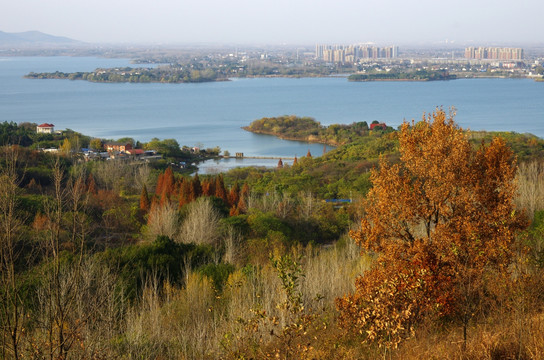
[114,236,371,359]
[396,311,544,360]
[516,160,544,218]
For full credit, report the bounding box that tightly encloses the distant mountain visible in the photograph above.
[0,30,83,47]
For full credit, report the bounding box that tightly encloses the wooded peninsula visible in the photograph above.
[243,115,395,146]
[348,69,457,81]
[25,65,225,83]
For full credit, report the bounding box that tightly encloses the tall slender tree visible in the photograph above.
[140,184,150,212]
[0,147,25,360]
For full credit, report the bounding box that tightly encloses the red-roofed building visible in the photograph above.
[127,149,144,156]
[36,123,55,134]
[370,122,387,131]
[105,142,133,153]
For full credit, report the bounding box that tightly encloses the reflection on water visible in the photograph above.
[197,157,295,174]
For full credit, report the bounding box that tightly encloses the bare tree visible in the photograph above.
[0,147,25,359]
[134,163,152,193]
[299,191,316,220]
[92,160,125,193]
[35,159,94,360]
[146,202,179,241]
[223,226,242,264]
[178,197,221,246]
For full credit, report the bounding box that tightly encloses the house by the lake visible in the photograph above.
[370,122,387,131]
[36,123,55,134]
[105,142,133,152]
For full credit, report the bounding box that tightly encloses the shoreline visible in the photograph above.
[241,126,342,147]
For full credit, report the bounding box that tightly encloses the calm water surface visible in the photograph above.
[1,56,543,172]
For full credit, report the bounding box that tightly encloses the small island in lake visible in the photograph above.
[243,115,395,146]
[348,69,456,82]
[25,65,226,83]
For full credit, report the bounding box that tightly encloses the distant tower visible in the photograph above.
[306,149,312,158]
[293,156,298,165]
[277,158,283,168]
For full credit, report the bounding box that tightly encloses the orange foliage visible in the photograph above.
[32,212,49,231]
[215,175,228,203]
[192,174,202,198]
[86,173,97,194]
[161,168,175,196]
[337,109,527,347]
[228,182,240,208]
[178,178,191,208]
[92,189,123,211]
[201,179,215,196]
[139,185,150,212]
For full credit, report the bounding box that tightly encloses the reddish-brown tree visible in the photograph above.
[215,175,228,203]
[336,109,527,348]
[201,178,215,197]
[178,178,191,208]
[228,182,240,208]
[161,168,175,196]
[86,173,97,194]
[192,174,202,198]
[155,172,164,195]
[139,185,150,212]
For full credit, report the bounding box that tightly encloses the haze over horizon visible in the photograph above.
[2,0,543,46]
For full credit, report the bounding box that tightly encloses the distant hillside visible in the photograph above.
[0,30,83,47]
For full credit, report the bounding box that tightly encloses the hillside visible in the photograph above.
[1,113,544,359]
[0,30,83,47]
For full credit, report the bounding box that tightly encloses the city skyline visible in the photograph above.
[1,0,544,46]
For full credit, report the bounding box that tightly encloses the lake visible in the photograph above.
[1,56,543,172]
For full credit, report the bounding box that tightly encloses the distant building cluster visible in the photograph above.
[464,47,523,60]
[315,44,399,63]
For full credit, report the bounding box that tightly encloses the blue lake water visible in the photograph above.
[1,56,543,172]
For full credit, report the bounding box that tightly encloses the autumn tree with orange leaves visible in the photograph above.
[337,109,527,348]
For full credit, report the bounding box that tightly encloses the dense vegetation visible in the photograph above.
[243,115,395,146]
[348,69,456,81]
[2,111,544,359]
[25,65,224,83]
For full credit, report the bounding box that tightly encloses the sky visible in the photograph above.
[2,0,543,46]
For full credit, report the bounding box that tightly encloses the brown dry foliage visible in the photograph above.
[337,109,528,348]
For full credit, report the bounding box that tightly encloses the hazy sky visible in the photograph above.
[2,0,543,45]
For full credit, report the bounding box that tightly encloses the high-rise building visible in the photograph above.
[464,47,523,60]
[315,43,399,63]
